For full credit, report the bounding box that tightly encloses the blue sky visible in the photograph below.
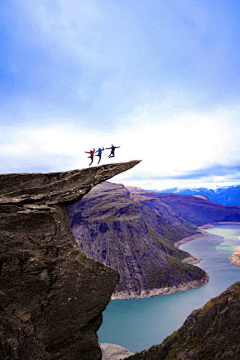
[1,0,240,190]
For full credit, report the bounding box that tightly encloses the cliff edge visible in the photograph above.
[0,161,140,360]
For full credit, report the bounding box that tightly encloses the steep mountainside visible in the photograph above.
[0,161,139,360]
[69,182,208,299]
[127,281,240,360]
[157,185,240,207]
[70,183,240,299]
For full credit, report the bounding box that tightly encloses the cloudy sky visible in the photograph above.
[1,0,240,190]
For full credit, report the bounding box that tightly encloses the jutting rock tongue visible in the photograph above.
[0,160,140,360]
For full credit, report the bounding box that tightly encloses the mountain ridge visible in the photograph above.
[154,184,240,207]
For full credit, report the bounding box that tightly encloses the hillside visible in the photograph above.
[69,183,240,299]
[127,186,240,226]
[127,281,240,360]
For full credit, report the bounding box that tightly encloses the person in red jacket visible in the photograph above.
[85,148,95,166]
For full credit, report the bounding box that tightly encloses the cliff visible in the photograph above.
[127,281,240,360]
[0,161,140,360]
[69,182,208,299]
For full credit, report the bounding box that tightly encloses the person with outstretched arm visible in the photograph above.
[85,148,95,166]
[106,144,120,158]
[95,147,105,164]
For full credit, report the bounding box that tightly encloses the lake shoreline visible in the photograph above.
[99,223,240,353]
[112,222,240,300]
[111,274,209,300]
[174,224,211,265]
[112,225,211,300]
[175,222,240,268]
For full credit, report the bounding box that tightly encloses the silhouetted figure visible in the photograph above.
[106,144,120,158]
[85,148,95,166]
[95,147,104,164]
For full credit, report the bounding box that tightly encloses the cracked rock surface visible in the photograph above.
[0,161,140,360]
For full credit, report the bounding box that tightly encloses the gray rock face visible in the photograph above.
[0,301,51,360]
[0,161,140,360]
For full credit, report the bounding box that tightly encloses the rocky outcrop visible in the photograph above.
[230,249,240,266]
[0,161,140,360]
[100,343,135,360]
[69,182,208,299]
[127,281,240,360]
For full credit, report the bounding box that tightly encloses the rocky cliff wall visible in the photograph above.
[127,281,240,360]
[0,161,140,360]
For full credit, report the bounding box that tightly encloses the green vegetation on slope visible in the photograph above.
[127,282,240,360]
[145,254,206,289]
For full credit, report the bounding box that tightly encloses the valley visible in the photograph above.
[69,181,240,299]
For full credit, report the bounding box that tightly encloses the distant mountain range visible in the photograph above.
[69,182,240,299]
[155,185,240,207]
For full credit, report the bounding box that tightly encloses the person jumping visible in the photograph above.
[85,148,95,166]
[95,147,105,164]
[106,144,120,158]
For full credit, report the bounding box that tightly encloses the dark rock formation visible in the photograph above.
[0,295,50,360]
[0,161,140,360]
[69,182,208,299]
[127,281,240,360]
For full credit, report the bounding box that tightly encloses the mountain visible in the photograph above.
[127,281,240,360]
[128,187,240,226]
[156,185,240,207]
[69,182,240,299]
[0,161,139,360]
[69,182,207,299]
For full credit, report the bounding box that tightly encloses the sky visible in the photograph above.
[1,0,240,190]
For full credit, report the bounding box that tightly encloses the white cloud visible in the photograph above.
[1,0,240,190]
[1,102,240,187]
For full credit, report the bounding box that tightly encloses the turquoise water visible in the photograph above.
[97,225,240,353]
